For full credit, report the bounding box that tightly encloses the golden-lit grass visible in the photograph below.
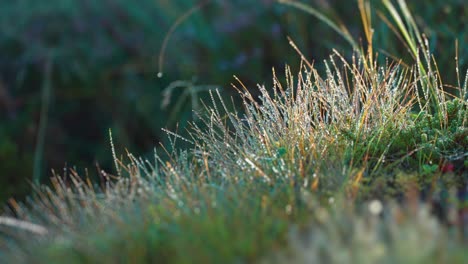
[1,0,466,263]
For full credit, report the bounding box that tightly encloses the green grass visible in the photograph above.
[1,0,466,205]
[1,0,467,263]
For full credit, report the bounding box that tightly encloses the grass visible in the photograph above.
[1,0,466,205]
[1,0,467,263]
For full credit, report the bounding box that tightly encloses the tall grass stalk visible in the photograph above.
[33,58,53,185]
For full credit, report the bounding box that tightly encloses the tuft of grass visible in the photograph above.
[1,0,467,263]
[2,50,466,262]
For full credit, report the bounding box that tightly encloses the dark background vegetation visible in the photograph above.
[0,0,466,203]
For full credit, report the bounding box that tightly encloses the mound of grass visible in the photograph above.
[1,0,467,263]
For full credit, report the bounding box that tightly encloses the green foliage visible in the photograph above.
[0,0,467,263]
[0,0,466,204]
[0,0,367,203]
[2,35,467,263]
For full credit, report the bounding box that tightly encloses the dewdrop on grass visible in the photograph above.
[369,200,383,215]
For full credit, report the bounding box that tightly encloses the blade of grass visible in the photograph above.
[33,58,53,185]
[278,0,358,51]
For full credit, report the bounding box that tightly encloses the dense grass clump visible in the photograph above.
[1,0,467,263]
[1,47,466,262]
[1,0,466,204]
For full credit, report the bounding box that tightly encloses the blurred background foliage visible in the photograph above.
[0,0,466,203]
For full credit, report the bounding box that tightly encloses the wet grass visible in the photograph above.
[1,0,467,263]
